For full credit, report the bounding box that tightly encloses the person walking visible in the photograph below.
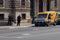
[8,15,14,26]
[17,15,21,26]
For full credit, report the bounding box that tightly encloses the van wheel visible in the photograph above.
[46,24,49,26]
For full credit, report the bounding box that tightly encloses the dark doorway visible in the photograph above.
[0,14,4,20]
[39,0,43,12]
[22,14,26,19]
[47,0,50,11]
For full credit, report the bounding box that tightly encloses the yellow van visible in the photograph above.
[34,11,57,26]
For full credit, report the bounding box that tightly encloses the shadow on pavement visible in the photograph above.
[32,25,49,27]
[56,23,60,25]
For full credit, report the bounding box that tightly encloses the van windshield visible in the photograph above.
[58,14,60,18]
[37,14,47,18]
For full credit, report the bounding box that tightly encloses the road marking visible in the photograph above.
[16,36,24,38]
[0,32,60,39]
[23,32,60,38]
[0,36,24,38]
[22,33,31,35]
[33,29,39,30]
[0,36,4,37]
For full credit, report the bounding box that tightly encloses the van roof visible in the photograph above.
[38,11,56,13]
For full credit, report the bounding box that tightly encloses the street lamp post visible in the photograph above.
[9,0,16,23]
[30,0,35,24]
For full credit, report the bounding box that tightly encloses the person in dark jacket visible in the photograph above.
[17,15,21,26]
[8,15,14,25]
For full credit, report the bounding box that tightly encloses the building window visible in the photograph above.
[21,0,25,7]
[55,0,57,7]
[22,14,26,19]
[0,14,4,20]
[0,0,3,7]
[9,0,15,8]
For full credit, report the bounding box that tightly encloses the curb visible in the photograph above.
[0,25,32,29]
[0,26,9,29]
[9,26,32,29]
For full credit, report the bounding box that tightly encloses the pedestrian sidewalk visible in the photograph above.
[0,22,34,29]
[11,22,33,28]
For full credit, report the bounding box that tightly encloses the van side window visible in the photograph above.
[48,14,51,19]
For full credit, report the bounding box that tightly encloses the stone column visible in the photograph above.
[35,0,39,15]
[43,0,47,11]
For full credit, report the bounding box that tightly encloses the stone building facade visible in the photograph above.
[50,0,60,11]
[0,0,30,23]
[0,0,59,22]
[34,0,60,15]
